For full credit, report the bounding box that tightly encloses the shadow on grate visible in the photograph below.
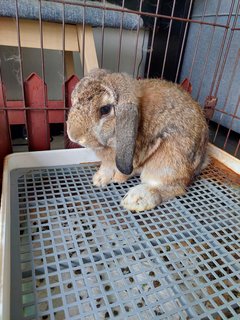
[11,162,240,320]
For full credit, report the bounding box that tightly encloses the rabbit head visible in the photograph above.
[67,69,139,175]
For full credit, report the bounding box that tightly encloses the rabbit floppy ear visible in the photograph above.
[115,103,138,175]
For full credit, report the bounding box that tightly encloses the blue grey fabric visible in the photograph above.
[0,0,143,30]
[180,0,240,133]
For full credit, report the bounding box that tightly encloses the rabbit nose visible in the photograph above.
[78,138,86,145]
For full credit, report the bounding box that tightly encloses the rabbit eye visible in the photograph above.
[100,104,112,117]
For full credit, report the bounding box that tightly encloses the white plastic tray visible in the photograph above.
[0,146,239,320]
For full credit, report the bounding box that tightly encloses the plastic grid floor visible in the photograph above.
[11,163,240,320]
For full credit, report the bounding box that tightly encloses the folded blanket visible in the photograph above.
[0,0,143,30]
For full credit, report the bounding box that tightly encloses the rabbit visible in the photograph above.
[67,69,208,212]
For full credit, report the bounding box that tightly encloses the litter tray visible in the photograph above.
[0,145,240,320]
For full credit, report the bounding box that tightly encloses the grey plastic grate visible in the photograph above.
[10,163,240,320]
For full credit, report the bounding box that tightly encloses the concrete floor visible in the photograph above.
[12,134,65,153]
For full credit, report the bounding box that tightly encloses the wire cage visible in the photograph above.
[0,0,240,319]
[0,1,240,167]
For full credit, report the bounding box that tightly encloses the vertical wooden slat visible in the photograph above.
[0,82,12,180]
[76,25,99,75]
[24,73,50,151]
[64,75,80,149]
[65,51,75,79]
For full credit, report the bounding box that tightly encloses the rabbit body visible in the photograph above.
[67,70,208,211]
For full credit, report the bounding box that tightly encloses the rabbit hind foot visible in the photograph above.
[121,183,185,212]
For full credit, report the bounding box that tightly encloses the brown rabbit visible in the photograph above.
[67,69,208,211]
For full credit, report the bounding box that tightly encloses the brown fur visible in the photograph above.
[67,69,208,211]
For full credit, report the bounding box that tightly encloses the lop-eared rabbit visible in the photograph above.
[67,69,208,211]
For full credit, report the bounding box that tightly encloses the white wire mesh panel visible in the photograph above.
[11,162,240,320]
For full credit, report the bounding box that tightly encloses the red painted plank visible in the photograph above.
[0,82,12,180]
[180,78,192,94]
[6,110,25,124]
[64,75,80,149]
[24,73,50,151]
[6,100,64,124]
[48,109,64,123]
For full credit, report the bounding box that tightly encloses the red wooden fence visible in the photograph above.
[0,82,12,181]
[0,72,80,181]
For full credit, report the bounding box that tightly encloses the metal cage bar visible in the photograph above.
[0,0,239,174]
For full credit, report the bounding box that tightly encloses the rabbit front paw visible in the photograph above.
[113,171,129,184]
[121,184,162,212]
[93,167,115,187]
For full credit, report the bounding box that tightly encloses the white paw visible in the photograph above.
[93,167,115,187]
[121,184,162,212]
